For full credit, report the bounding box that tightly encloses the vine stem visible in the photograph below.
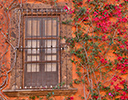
[0,1,23,99]
[82,67,87,100]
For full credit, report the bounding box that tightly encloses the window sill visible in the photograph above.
[3,88,78,97]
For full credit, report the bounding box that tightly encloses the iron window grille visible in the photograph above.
[24,16,60,88]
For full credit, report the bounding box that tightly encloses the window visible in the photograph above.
[3,3,78,97]
[24,17,59,88]
[5,3,72,90]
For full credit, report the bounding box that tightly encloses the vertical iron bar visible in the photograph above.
[55,9,58,89]
[41,9,43,88]
[51,9,53,87]
[36,9,38,88]
[21,8,23,89]
[46,9,48,88]
[60,8,62,89]
[31,9,33,87]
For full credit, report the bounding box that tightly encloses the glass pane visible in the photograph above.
[52,48,57,53]
[45,19,51,36]
[32,49,38,54]
[26,40,40,48]
[26,40,40,54]
[45,40,57,53]
[53,19,57,36]
[45,63,51,72]
[45,55,56,61]
[36,64,39,72]
[26,20,31,36]
[46,48,56,53]
[27,49,39,54]
[32,20,40,36]
[44,18,57,36]
[27,55,39,61]
[52,63,56,71]
[27,49,31,54]
[32,64,39,72]
[45,40,57,47]
[27,64,31,72]
[27,64,39,72]
[45,63,56,72]
[32,40,40,48]
[32,64,36,72]
[26,19,40,37]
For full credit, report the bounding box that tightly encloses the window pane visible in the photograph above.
[32,20,40,36]
[26,19,40,37]
[45,63,56,72]
[27,49,39,54]
[26,40,40,48]
[45,40,56,47]
[27,64,31,72]
[45,40,57,53]
[52,63,56,71]
[53,19,57,36]
[44,18,57,36]
[27,55,39,61]
[26,20,31,36]
[45,55,56,61]
[32,49,38,54]
[32,64,39,72]
[45,63,51,72]
[27,64,39,72]
[27,49,31,54]
[26,40,40,54]
[45,19,51,36]
[46,48,56,53]
[37,65,39,72]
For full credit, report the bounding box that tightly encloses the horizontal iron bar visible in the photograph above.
[26,53,57,55]
[25,37,59,40]
[20,47,60,49]
[25,61,59,63]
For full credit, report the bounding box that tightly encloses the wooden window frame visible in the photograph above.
[23,16,61,88]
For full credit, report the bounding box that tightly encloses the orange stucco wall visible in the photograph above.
[0,0,127,100]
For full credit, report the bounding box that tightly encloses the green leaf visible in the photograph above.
[36,96,39,98]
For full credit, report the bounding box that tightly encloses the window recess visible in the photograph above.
[7,6,74,93]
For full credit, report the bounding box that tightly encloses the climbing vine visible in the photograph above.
[0,0,22,99]
[64,0,128,99]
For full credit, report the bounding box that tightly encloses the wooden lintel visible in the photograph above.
[3,88,78,97]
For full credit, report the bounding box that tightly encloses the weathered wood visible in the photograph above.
[3,88,78,97]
